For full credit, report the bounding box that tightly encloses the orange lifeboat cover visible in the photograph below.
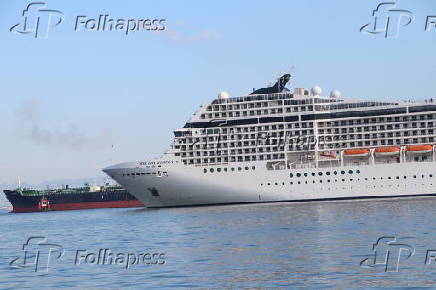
[406,145,433,152]
[320,152,336,158]
[375,146,401,153]
[344,149,370,155]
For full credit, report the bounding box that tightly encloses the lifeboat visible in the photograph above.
[320,152,336,159]
[374,146,401,157]
[344,149,370,157]
[406,145,433,154]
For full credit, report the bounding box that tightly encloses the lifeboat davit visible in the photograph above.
[320,152,336,159]
[374,146,401,157]
[344,149,370,157]
[406,145,433,154]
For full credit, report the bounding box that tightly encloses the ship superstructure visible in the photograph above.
[103,74,436,207]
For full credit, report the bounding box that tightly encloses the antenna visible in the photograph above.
[17,176,21,190]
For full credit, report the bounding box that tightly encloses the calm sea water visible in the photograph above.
[2,196,436,288]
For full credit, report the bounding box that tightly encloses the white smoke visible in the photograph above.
[15,98,113,151]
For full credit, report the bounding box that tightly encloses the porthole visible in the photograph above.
[238,167,242,171]
[217,168,221,172]
[311,172,316,177]
[341,171,345,174]
[304,173,308,177]
[296,173,301,177]
[203,169,207,173]
[245,166,249,170]
[290,173,294,178]
[326,172,331,176]
[348,170,353,174]
[210,168,214,173]
[318,172,323,176]
[334,171,338,175]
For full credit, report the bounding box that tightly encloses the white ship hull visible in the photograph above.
[103,73,436,208]
[103,160,436,208]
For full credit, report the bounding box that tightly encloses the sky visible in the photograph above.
[0,0,435,185]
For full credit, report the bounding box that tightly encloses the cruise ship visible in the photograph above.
[103,74,436,207]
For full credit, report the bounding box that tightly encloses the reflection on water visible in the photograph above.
[2,197,436,288]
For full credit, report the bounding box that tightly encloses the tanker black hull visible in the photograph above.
[4,189,144,213]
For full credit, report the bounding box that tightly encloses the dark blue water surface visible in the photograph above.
[2,197,436,288]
